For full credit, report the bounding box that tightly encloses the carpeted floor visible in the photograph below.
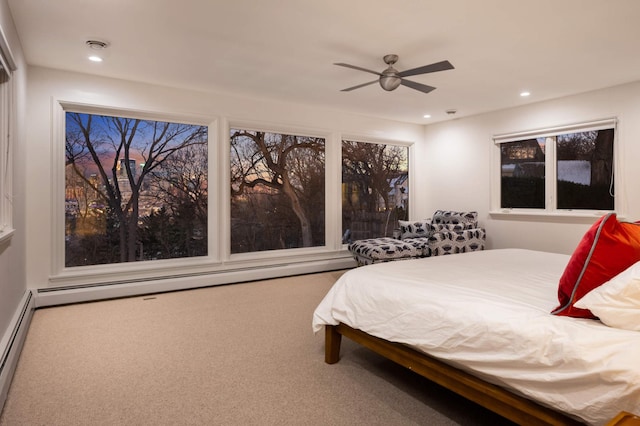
[0,270,514,425]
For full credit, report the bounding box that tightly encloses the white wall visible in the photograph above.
[22,56,640,292]
[0,0,27,357]
[25,66,424,290]
[420,81,640,254]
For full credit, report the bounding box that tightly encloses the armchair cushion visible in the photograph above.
[348,237,423,266]
[432,210,478,229]
[432,223,468,233]
[398,219,432,239]
[402,237,432,257]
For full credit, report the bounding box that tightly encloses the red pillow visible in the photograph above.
[552,213,640,318]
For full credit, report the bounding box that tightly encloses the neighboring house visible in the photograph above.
[389,173,408,210]
[558,160,591,185]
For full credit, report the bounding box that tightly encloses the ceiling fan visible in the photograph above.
[335,54,454,94]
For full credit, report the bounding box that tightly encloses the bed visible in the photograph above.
[312,248,640,426]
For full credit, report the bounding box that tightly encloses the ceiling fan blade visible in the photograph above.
[340,80,378,91]
[400,79,436,94]
[397,60,454,78]
[334,63,383,76]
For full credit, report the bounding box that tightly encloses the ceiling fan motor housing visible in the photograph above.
[379,67,401,91]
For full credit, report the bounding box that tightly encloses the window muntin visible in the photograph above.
[494,120,616,214]
[64,112,208,266]
[341,140,409,243]
[229,128,325,254]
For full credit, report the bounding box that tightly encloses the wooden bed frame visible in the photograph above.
[325,323,585,426]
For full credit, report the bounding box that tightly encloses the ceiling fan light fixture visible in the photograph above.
[379,74,401,91]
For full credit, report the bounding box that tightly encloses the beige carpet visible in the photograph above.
[0,270,513,426]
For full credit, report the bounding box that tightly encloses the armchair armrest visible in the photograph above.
[429,228,486,256]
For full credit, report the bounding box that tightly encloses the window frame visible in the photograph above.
[340,136,413,243]
[0,26,16,243]
[49,109,412,287]
[490,118,619,220]
[226,119,334,261]
[51,100,218,279]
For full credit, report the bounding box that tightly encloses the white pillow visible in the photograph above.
[574,261,640,331]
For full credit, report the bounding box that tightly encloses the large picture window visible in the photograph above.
[230,128,325,254]
[496,119,616,214]
[64,112,208,266]
[341,140,409,243]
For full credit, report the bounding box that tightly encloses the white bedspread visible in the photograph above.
[312,249,640,425]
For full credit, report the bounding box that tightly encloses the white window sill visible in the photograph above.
[489,210,617,223]
[0,227,15,244]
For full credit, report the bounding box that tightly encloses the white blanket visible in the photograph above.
[312,249,640,425]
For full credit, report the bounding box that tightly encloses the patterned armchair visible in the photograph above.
[427,210,486,255]
[348,210,486,266]
[399,210,486,257]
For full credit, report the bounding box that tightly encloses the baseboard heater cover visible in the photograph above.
[37,257,355,308]
[0,290,35,413]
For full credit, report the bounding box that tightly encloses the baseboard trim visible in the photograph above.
[36,257,355,308]
[0,290,35,413]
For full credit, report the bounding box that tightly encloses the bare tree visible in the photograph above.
[342,140,406,213]
[143,143,208,257]
[590,129,614,187]
[557,131,597,161]
[230,130,325,248]
[66,112,207,263]
[146,143,208,224]
[557,129,614,186]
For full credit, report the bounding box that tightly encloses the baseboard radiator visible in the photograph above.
[0,290,35,413]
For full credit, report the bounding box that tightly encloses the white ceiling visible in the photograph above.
[7,0,640,124]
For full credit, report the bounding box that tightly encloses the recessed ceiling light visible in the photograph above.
[520,91,531,97]
[423,114,431,118]
[86,40,109,50]
[86,39,109,63]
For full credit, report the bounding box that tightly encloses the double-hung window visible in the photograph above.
[493,119,617,215]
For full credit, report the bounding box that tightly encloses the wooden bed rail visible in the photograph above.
[325,323,584,426]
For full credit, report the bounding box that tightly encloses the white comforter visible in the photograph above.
[312,249,640,426]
